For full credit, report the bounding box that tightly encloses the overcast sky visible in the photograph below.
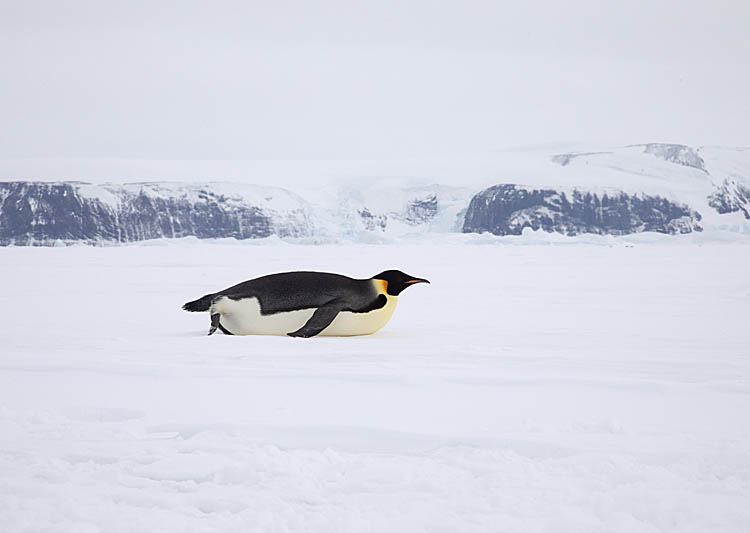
[1,0,748,160]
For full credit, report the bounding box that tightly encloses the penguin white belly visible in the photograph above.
[320,296,398,336]
[212,295,398,336]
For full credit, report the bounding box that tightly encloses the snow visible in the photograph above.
[1,237,749,531]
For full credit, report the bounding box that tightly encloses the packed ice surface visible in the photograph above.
[1,237,749,532]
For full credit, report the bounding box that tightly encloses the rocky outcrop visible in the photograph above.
[550,152,611,166]
[404,194,438,225]
[640,143,706,172]
[0,182,118,245]
[356,194,439,232]
[358,208,388,231]
[462,184,702,236]
[0,182,295,245]
[708,178,750,219]
[551,145,706,171]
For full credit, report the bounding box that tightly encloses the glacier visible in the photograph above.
[1,143,750,245]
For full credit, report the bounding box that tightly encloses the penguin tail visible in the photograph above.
[182,294,215,312]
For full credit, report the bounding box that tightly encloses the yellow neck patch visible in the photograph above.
[379,279,388,293]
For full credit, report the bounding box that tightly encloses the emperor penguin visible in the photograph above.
[182,270,430,337]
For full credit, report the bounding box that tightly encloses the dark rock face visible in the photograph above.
[357,195,438,231]
[641,143,706,172]
[358,208,388,231]
[114,188,271,242]
[462,184,702,236]
[405,194,438,225]
[0,182,118,244]
[0,182,273,245]
[708,178,750,219]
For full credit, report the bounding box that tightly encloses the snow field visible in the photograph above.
[0,238,749,531]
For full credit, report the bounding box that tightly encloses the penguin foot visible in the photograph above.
[287,330,315,338]
[208,313,220,336]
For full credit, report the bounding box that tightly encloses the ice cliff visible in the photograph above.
[462,184,701,236]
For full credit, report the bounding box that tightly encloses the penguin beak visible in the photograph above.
[406,278,430,284]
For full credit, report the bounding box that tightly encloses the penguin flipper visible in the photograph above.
[288,300,345,338]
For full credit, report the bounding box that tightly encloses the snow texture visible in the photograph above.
[1,238,749,532]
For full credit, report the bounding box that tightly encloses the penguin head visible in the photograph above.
[372,270,430,296]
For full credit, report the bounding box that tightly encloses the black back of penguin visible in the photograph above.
[217,271,377,314]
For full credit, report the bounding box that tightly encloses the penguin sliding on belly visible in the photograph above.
[182,270,429,337]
